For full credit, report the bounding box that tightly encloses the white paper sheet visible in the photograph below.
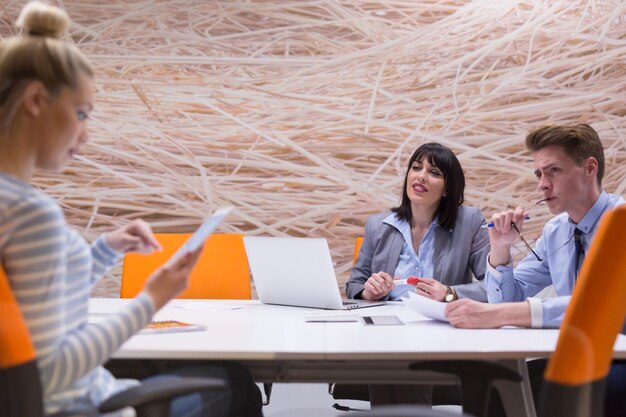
[402,292,448,322]
[305,311,360,322]
[175,302,243,312]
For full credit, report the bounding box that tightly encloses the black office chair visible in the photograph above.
[0,266,225,417]
[337,205,626,417]
[330,361,517,415]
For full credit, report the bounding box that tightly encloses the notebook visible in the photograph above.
[243,236,385,310]
[139,320,206,334]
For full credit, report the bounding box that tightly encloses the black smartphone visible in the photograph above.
[361,315,404,326]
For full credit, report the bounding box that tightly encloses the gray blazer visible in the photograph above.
[346,205,490,301]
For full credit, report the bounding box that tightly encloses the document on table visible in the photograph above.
[170,206,233,262]
[305,311,360,322]
[175,302,243,312]
[402,292,448,322]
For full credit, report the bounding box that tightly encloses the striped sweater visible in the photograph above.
[0,173,155,414]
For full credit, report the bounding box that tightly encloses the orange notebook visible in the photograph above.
[139,320,206,334]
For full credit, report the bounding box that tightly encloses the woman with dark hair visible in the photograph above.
[346,142,490,406]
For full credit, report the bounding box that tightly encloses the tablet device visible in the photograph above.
[170,206,233,262]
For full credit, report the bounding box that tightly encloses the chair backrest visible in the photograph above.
[540,205,626,417]
[353,237,363,264]
[121,233,251,299]
[0,266,44,417]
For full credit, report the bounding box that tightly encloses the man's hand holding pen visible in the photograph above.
[488,206,529,267]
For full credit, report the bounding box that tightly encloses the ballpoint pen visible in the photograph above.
[481,198,549,228]
[481,216,530,229]
[480,219,543,261]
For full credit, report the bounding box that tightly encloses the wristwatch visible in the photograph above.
[444,286,455,303]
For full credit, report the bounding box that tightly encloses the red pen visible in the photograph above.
[394,277,420,286]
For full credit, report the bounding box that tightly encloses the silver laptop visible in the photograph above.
[243,236,385,310]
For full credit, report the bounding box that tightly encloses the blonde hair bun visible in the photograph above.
[16,1,70,40]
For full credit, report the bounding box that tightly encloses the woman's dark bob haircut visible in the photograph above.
[391,142,465,230]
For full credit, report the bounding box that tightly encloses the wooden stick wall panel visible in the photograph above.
[1,1,624,297]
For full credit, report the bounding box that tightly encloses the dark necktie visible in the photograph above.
[573,228,584,280]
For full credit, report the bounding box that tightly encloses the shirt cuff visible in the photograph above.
[93,234,124,266]
[486,252,513,279]
[527,297,543,328]
[97,233,124,256]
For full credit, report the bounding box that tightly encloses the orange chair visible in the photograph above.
[121,233,251,299]
[0,266,42,417]
[353,237,364,264]
[344,205,626,417]
[122,233,274,405]
[0,266,224,417]
[539,204,626,416]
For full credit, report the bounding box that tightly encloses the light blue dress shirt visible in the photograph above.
[383,213,436,300]
[486,192,625,328]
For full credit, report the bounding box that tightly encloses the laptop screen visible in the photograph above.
[243,236,345,309]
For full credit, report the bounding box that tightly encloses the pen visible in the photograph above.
[394,277,420,285]
[481,216,530,229]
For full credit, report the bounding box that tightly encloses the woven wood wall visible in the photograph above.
[1,1,624,297]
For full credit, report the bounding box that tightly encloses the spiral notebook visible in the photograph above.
[139,320,207,334]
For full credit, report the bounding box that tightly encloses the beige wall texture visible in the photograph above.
[1,1,624,297]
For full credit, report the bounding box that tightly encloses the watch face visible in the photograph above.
[444,293,454,302]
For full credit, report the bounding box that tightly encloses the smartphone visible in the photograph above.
[361,315,404,326]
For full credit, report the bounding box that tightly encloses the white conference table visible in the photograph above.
[90,298,626,417]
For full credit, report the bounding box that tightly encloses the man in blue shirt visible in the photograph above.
[445,123,624,326]
[445,123,625,416]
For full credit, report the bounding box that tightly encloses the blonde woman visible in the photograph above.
[0,3,260,416]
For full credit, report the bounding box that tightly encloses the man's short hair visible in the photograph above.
[525,123,605,185]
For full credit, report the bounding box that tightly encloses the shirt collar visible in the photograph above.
[383,212,439,232]
[570,191,609,234]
